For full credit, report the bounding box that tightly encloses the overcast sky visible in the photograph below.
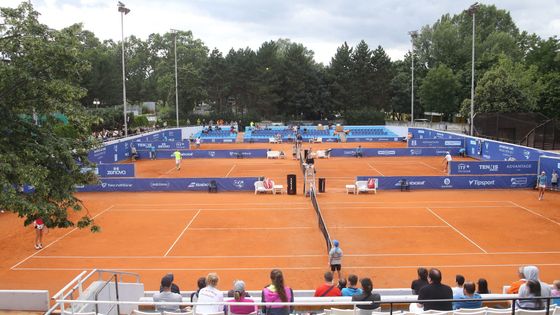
[3,0,560,64]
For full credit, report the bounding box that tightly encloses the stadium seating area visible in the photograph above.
[243,125,400,142]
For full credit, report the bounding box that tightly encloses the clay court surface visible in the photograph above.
[0,145,559,298]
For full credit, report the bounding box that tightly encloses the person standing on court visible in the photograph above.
[551,170,558,191]
[172,149,182,171]
[329,240,343,280]
[33,218,47,249]
[442,151,452,173]
[149,145,157,160]
[536,171,547,200]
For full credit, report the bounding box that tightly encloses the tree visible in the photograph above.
[327,42,353,113]
[0,3,98,230]
[419,64,460,121]
[468,56,542,114]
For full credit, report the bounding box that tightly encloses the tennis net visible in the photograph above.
[310,187,332,253]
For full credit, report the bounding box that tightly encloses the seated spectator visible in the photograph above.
[227,279,251,298]
[159,273,180,294]
[459,148,466,157]
[130,146,138,161]
[551,280,560,305]
[352,278,381,310]
[196,273,224,314]
[417,268,453,311]
[476,278,490,294]
[518,266,551,299]
[226,280,257,315]
[314,271,342,297]
[342,274,363,296]
[452,274,465,296]
[337,278,347,292]
[516,280,545,310]
[507,266,526,294]
[453,282,482,310]
[411,267,429,295]
[261,269,293,315]
[190,277,206,302]
[355,145,363,158]
[153,275,184,313]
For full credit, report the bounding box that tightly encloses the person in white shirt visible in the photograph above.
[442,152,452,172]
[196,273,224,314]
[452,274,465,297]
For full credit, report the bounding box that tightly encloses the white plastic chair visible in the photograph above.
[356,179,377,194]
[331,308,355,315]
[254,181,274,194]
[485,309,511,315]
[132,310,160,315]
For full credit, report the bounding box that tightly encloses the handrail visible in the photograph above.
[519,119,553,147]
[94,273,120,315]
[95,269,141,283]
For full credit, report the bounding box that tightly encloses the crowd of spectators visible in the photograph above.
[92,125,163,142]
[149,266,559,314]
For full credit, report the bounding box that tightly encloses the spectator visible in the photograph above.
[453,282,482,310]
[130,146,138,162]
[225,280,257,315]
[328,240,343,279]
[153,275,184,313]
[507,266,526,294]
[149,145,157,160]
[518,266,551,298]
[342,274,363,297]
[551,280,560,305]
[261,269,293,315]
[551,170,558,191]
[159,273,180,294]
[355,145,363,158]
[476,278,490,294]
[411,267,429,295]
[337,278,347,292]
[314,271,342,297]
[228,279,251,298]
[190,277,206,302]
[352,278,381,310]
[459,148,466,158]
[417,268,453,311]
[516,280,545,310]
[452,275,465,296]
[196,273,224,314]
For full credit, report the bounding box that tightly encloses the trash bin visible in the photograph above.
[319,178,326,193]
[287,174,297,195]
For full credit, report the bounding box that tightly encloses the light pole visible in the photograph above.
[408,30,418,126]
[468,2,479,136]
[93,99,100,109]
[171,29,180,127]
[118,1,130,136]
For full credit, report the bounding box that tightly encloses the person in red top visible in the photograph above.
[314,271,342,297]
[33,218,47,250]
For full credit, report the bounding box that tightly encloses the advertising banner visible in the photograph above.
[449,161,538,175]
[330,147,461,157]
[134,141,190,150]
[356,175,536,190]
[97,164,135,178]
[408,138,464,147]
[76,177,259,192]
[136,149,268,159]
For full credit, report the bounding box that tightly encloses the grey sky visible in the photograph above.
[4,0,560,64]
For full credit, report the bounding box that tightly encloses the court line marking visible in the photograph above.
[110,208,311,212]
[14,263,560,271]
[426,207,488,254]
[225,164,236,177]
[159,166,178,177]
[420,161,444,173]
[328,225,448,229]
[164,210,201,257]
[189,227,314,230]
[10,205,115,270]
[366,163,385,176]
[321,205,515,210]
[319,201,510,204]
[509,201,560,226]
[28,251,560,259]
[116,202,311,206]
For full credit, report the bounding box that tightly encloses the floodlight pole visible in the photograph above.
[171,29,180,127]
[469,2,479,136]
[409,31,418,127]
[118,2,130,136]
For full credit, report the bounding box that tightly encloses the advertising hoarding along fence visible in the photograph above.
[356,175,536,190]
[448,161,538,175]
[75,177,259,192]
[538,156,560,185]
[329,147,461,157]
[133,141,190,150]
[408,139,464,147]
[136,149,268,159]
[97,164,135,178]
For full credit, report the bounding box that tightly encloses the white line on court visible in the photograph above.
[10,205,115,270]
[110,207,311,212]
[14,263,560,272]
[366,163,385,176]
[225,164,236,177]
[189,227,314,230]
[426,207,488,254]
[319,200,510,204]
[164,210,201,257]
[159,166,178,177]
[29,250,560,259]
[117,202,310,207]
[321,205,513,210]
[420,161,444,172]
[509,201,560,226]
[328,225,448,229]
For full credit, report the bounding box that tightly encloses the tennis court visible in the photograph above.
[1,147,559,298]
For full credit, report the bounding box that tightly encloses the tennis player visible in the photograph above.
[172,150,182,170]
[442,151,452,172]
[537,171,547,200]
[33,218,47,249]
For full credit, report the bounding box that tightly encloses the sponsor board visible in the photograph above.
[356,175,536,190]
[98,164,135,178]
[449,161,537,175]
[76,177,259,192]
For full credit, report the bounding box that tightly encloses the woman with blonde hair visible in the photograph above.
[261,269,294,315]
[196,273,224,314]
